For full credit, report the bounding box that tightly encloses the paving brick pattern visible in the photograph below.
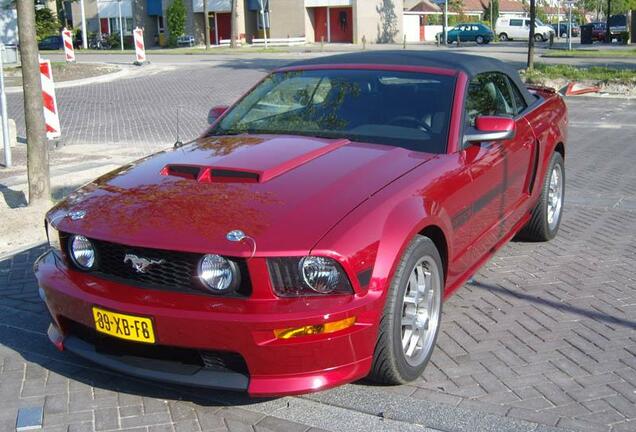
[5,60,280,149]
[400,98,636,432]
[1,66,635,432]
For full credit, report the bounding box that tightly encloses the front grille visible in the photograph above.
[63,319,249,375]
[61,234,251,296]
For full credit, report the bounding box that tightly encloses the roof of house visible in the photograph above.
[407,0,441,13]
[462,0,526,13]
[286,51,535,106]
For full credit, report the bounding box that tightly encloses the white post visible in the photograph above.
[118,0,124,51]
[444,0,448,44]
[568,3,572,50]
[326,7,331,43]
[0,45,11,167]
[80,0,88,49]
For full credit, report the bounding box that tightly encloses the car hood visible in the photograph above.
[50,135,434,256]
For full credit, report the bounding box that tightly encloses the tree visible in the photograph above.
[376,0,399,43]
[166,0,186,47]
[527,0,536,69]
[483,0,499,29]
[203,0,210,48]
[230,0,238,48]
[17,0,50,205]
[35,6,60,40]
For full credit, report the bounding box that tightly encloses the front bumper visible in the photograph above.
[35,250,379,396]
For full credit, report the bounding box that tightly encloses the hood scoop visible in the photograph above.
[161,165,260,183]
[162,137,351,184]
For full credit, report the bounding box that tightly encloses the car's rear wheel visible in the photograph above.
[534,33,545,42]
[476,35,485,44]
[499,33,509,41]
[518,151,565,241]
[369,236,443,384]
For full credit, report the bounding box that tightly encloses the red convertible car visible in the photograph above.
[35,52,567,396]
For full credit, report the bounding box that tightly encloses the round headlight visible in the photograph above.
[69,235,95,269]
[299,256,341,294]
[199,254,237,292]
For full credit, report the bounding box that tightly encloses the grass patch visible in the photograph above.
[523,63,636,84]
[543,48,636,58]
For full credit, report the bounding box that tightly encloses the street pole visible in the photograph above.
[259,0,268,49]
[0,45,11,168]
[557,1,561,38]
[16,0,50,205]
[568,2,572,50]
[80,0,88,49]
[443,0,448,44]
[118,0,124,51]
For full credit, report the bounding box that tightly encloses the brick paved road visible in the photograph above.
[1,64,635,431]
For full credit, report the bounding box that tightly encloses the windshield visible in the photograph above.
[209,69,456,154]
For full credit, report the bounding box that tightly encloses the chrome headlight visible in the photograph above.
[68,235,95,270]
[198,254,239,293]
[268,256,353,297]
[45,219,62,254]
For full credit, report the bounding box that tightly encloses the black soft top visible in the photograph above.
[287,51,535,106]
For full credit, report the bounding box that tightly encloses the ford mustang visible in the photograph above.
[35,52,567,396]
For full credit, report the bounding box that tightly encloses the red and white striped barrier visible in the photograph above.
[61,28,75,62]
[39,59,61,139]
[133,27,146,65]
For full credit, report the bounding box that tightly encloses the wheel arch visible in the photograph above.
[418,225,449,285]
[555,141,565,159]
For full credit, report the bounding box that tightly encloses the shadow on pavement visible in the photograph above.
[0,244,274,407]
[470,279,636,330]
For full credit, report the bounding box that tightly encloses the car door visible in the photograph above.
[509,18,524,39]
[462,25,473,42]
[451,73,510,275]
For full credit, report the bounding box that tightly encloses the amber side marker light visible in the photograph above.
[274,317,356,340]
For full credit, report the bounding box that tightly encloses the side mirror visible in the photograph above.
[464,116,516,144]
[208,105,229,125]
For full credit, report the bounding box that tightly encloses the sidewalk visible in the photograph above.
[0,143,164,253]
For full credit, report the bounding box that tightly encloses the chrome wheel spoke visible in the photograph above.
[399,256,441,367]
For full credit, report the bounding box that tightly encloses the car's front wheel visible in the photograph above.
[369,235,443,384]
[518,151,565,241]
[561,32,568,38]
[534,33,545,42]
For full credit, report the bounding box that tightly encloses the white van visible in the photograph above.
[495,17,555,42]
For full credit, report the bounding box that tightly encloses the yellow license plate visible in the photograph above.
[92,307,155,344]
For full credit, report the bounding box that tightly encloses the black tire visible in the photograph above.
[534,33,545,42]
[499,33,509,41]
[476,35,485,44]
[518,152,565,242]
[561,32,567,38]
[368,236,443,384]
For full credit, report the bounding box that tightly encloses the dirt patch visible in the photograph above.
[5,63,120,87]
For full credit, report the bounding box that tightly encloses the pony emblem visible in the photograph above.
[124,254,165,273]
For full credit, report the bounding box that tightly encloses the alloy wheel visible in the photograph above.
[547,163,564,230]
[400,256,441,367]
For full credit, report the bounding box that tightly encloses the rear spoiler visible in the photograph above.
[526,84,557,94]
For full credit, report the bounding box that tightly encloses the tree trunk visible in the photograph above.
[16,0,50,206]
[230,0,238,48]
[527,0,536,70]
[204,0,210,49]
[606,0,611,43]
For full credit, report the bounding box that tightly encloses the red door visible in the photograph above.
[217,13,231,44]
[329,7,353,42]
[314,7,327,43]
[100,18,109,35]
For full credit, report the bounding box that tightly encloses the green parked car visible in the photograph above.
[437,23,494,44]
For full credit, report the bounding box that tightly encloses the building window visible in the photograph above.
[109,17,133,35]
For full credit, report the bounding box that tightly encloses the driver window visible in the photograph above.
[465,72,516,127]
